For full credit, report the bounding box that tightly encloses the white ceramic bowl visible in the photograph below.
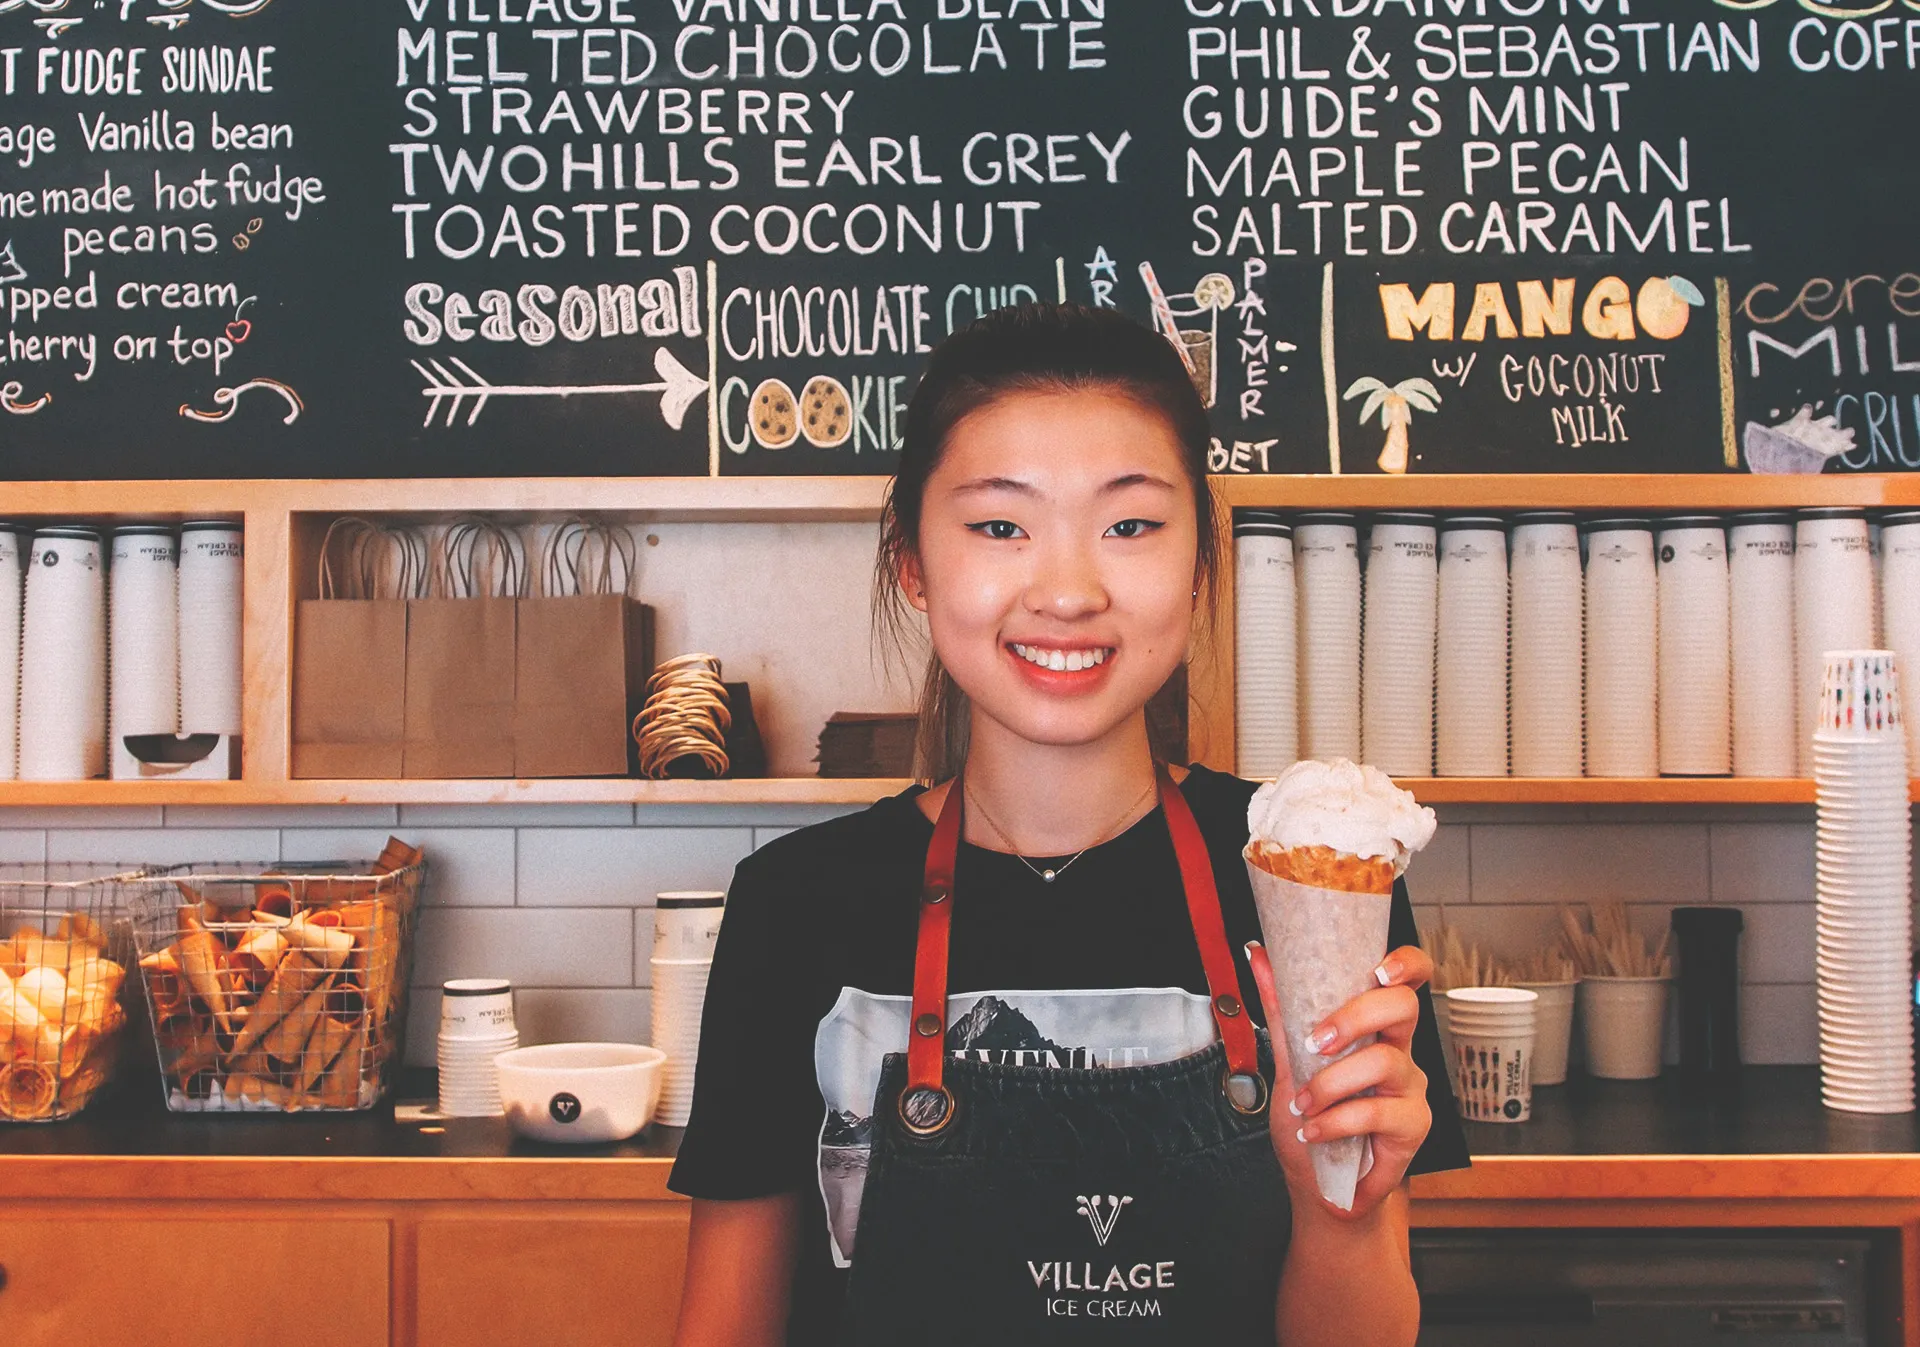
[493,1042,666,1144]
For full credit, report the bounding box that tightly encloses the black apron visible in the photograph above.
[837,767,1291,1345]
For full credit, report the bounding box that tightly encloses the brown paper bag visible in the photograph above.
[514,522,653,778]
[515,596,653,777]
[404,519,524,778]
[403,597,517,777]
[292,521,425,779]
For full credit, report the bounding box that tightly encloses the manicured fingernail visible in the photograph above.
[1308,1027,1336,1053]
[1374,961,1396,986]
[1288,1094,1306,1117]
[1295,1127,1309,1144]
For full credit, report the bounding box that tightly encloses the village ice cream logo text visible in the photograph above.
[1030,1193,1175,1320]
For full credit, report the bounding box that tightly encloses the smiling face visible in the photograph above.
[901,387,1201,755]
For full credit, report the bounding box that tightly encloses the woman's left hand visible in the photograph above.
[1245,942,1435,1220]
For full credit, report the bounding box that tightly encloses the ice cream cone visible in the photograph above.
[317,1022,369,1108]
[1246,864,1393,1210]
[232,926,290,990]
[174,929,235,1038]
[284,912,354,971]
[301,1015,358,1093]
[1243,760,1437,1211]
[55,912,108,952]
[229,950,326,1058]
[261,984,331,1065]
[0,1059,59,1120]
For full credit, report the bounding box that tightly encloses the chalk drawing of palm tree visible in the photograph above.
[1344,377,1441,475]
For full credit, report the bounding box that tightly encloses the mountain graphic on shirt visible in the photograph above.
[947,995,1068,1055]
[821,1108,873,1147]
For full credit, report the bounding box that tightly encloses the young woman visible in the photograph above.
[669,304,1467,1346]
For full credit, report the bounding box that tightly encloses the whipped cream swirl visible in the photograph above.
[1246,758,1437,874]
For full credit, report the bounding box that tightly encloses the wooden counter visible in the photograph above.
[4,1068,1918,1343]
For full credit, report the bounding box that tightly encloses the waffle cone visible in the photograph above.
[1246,843,1394,894]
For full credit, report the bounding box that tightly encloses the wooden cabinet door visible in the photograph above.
[414,1207,690,1347]
[0,1218,389,1347]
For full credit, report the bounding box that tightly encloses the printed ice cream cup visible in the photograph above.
[1244,759,1436,1211]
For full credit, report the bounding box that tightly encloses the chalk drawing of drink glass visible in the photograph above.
[1139,263,1235,409]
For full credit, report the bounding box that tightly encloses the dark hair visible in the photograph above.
[873,302,1222,782]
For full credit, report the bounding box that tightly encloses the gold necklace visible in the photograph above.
[963,773,1158,884]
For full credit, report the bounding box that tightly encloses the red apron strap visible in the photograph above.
[905,779,962,1105]
[902,767,1268,1132]
[1155,765,1262,1085]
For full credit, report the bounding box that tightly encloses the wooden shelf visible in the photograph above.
[1393,777,1917,805]
[0,473,1911,813]
[3,776,1909,808]
[0,476,891,523]
[0,777,914,808]
[1217,473,1920,512]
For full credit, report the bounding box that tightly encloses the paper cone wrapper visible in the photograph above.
[1245,863,1393,1211]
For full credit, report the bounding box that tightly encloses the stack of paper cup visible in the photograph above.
[1582,519,1658,777]
[1512,978,1577,1086]
[0,526,24,780]
[1294,513,1361,762]
[1794,510,1875,776]
[1729,513,1798,776]
[1509,512,1584,778]
[1657,516,1731,776]
[651,892,723,1127]
[1812,650,1914,1114]
[18,527,108,781]
[109,526,181,756]
[177,521,244,736]
[1360,513,1436,776]
[1870,522,1885,648]
[1878,511,1920,767]
[1436,518,1509,775]
[438,978,519,1117]
[1234,512,1300,778]
[1444,987,1538,1122]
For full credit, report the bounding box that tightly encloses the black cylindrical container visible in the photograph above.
[1670,907,1744,1077]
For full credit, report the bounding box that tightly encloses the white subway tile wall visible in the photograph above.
[0,803,1890,1067]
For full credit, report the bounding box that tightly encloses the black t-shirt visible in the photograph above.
[669,765,1469,1344]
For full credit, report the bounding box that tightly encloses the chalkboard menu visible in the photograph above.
[0,1,1913,477]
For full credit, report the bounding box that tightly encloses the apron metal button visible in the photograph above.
[924,884,949,905]
[914,1012,942,1038]
[1224,1070,1269,1115]
[1214,993,1242,1018]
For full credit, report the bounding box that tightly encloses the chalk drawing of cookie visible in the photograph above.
[750,378,798,449]
[798,376,853,449]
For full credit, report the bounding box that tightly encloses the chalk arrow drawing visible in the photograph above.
[413,347,710,431]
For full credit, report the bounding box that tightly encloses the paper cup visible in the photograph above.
[654,892,725,961]
[1729,514,1797,775]
[1246,860,1391,1210]
[441,978,517,1037]
[1817,650,1903,739]
[177,521,244,737]
[1579,976,1670,1079]
[1511,979,1578,1086]
[1449,1030,1536,1123]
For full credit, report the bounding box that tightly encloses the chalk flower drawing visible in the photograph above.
[1344,376,1442,475]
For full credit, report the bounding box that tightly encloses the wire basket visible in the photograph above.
[128,847,425,1114]
[0,864,146,1124]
